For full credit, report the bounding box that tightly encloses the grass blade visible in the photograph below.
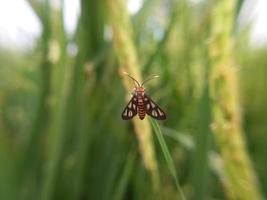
[192,85,211,200]
[149,118,186,200]
[112,152,136,200]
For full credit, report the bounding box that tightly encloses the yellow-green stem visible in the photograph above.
[106,0,159,190]
[208,1,263,199]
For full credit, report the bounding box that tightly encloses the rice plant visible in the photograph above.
[0,0,266,199]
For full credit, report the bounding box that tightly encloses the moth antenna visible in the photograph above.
[141,75,159,86]
[123,72,141,87]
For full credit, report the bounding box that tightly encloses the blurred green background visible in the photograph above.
[1,0,267,199]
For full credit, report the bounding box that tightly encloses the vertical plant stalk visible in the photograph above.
[18,0,52,196]
[208,1,263,199]
[68,0,105,198]
[106,0,159,189]
[40,3,68,200]
[192,84,211,200]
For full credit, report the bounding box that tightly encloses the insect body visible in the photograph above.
[122,74,166,120]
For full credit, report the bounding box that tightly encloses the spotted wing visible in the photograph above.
[144,94,166,120]
[121,96,138,120]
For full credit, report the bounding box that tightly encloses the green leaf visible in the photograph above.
[149,118,186,200]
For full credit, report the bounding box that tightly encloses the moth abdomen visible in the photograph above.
[137,96,146,120]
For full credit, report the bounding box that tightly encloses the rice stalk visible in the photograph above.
[208,1,263,199]
[106,0,160,190]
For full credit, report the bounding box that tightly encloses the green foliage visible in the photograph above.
[0,0,266,199]
[150,119,185,200]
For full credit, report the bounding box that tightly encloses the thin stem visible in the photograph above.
[149,118,186,200]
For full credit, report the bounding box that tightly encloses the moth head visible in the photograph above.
[136,87,145,93]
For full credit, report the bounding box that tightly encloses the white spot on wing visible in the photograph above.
[158,109,163,116]
[128,102,132,108]
[146,103,150,110]
[152,110,157,117]
[151,102,155,108]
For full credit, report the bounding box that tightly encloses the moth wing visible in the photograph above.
[144,94,166,120]
[121,96,138,120]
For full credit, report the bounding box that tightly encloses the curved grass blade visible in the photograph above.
[149,118,186,200]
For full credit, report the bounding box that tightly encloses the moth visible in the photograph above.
[122,73,166,120]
